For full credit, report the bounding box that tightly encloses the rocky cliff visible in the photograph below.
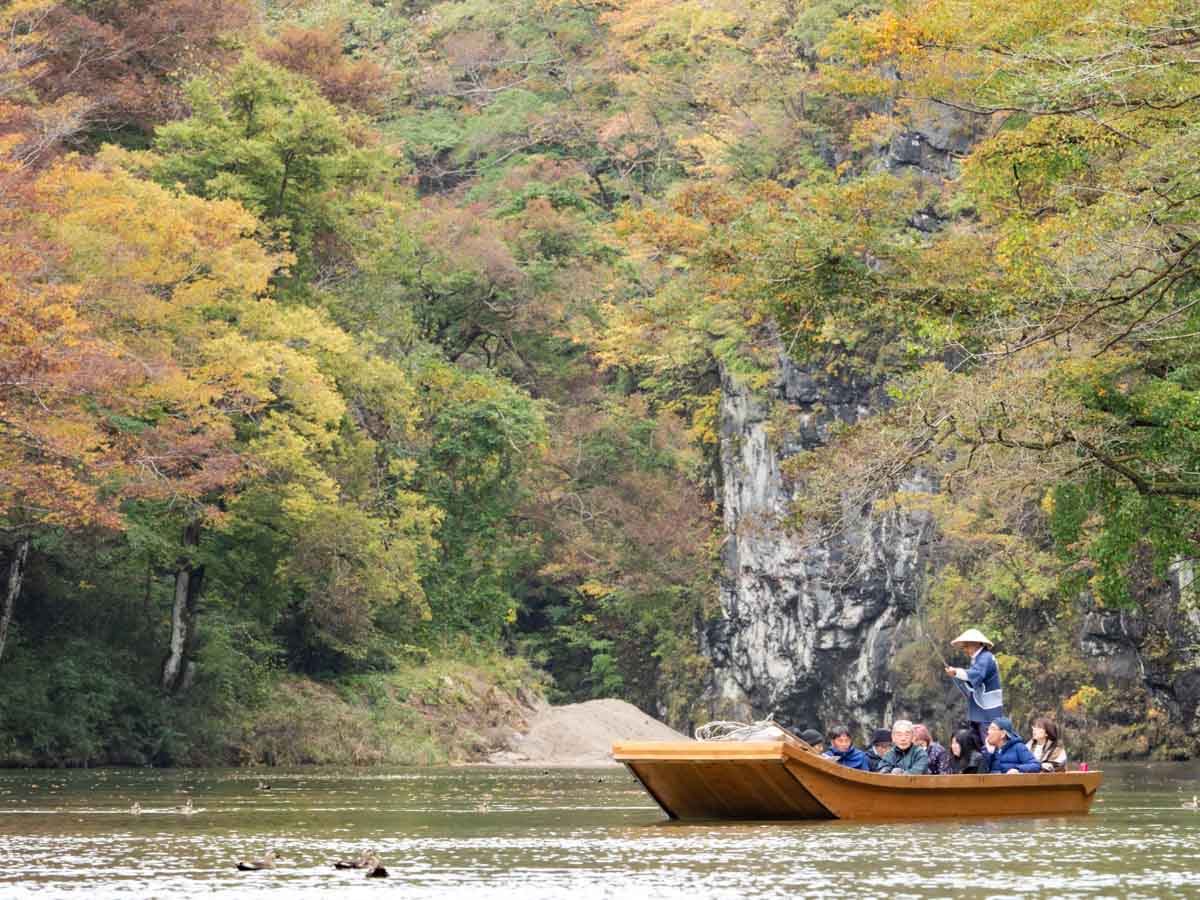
[700,104,974,733]
[701,103,1200,748]
[704,351,1200,749]
[705,351,934,730]
[1080,560,1200,746]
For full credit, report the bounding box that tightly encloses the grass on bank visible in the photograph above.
[0,638,547,768]
[233,647,547,767]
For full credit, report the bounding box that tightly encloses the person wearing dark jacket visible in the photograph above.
[865,728,891,772]
[876,720,930,774]
[821,724,872,771]
[944,628,1005,749]
[981,717,1042,774]
[912,723,949,775]
[944,728,985,774]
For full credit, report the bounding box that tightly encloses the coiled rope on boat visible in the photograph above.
[694,719,790,742]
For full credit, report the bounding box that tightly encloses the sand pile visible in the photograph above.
[488,698,689,766]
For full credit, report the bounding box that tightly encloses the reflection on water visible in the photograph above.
[1,762,1199,898]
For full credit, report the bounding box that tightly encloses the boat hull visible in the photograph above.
[612,741,1102,821]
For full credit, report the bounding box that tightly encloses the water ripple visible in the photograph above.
[1,763,1198,898]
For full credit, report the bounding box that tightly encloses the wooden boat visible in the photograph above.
[612,740,1102,821]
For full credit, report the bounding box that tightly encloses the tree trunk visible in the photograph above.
[276,150,294,216]
[589,168,613,210]
[0,538,30,665]
[161,521,205,694]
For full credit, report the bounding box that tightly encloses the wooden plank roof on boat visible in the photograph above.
[611,740,1103,821]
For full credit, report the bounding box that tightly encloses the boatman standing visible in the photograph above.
[943,628,1004,749]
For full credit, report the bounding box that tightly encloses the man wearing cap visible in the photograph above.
[943,628,1004,749]
[980,717,1041,774]
[798,729,826,753]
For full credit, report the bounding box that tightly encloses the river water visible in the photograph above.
[1,762,1198,898]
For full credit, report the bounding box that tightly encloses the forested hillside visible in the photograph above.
[1,0,1196,765]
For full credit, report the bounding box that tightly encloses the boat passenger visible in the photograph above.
[865,728,891,772]
[981,717,1042,774]
[944,728,984,774]
[912,724,949,775]
[876,720,930,775]
[821,725,871,771]
[799,728,826,753]
[1026,717,1068,772]
[943,628,1004,749]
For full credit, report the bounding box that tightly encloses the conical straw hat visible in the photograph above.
[950,628,993,648]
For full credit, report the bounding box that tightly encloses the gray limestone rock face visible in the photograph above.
[1080,559,1200,733]
[700,101,986,733]
[885,101,991,178]
[707,346,1200,740]
[705,352,935,731]
[705,351,1200,745]
[1080,609,1146,682]
[698,96,1200,748]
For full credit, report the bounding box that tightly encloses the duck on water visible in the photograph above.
[333,849,389,878]
[236,850,276,871]
[333,849,376,869]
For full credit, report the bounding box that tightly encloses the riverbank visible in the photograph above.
[234,655,686,768]
[233,652,548,767]
[6,639,1183,768]
[0,635,685,768]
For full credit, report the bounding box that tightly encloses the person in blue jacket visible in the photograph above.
[943,628,1004,748]
[981,717,1042,774]
[821,724,872,771]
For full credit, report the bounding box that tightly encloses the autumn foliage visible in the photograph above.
[0,0,1195,763]
[262,23,395,114]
